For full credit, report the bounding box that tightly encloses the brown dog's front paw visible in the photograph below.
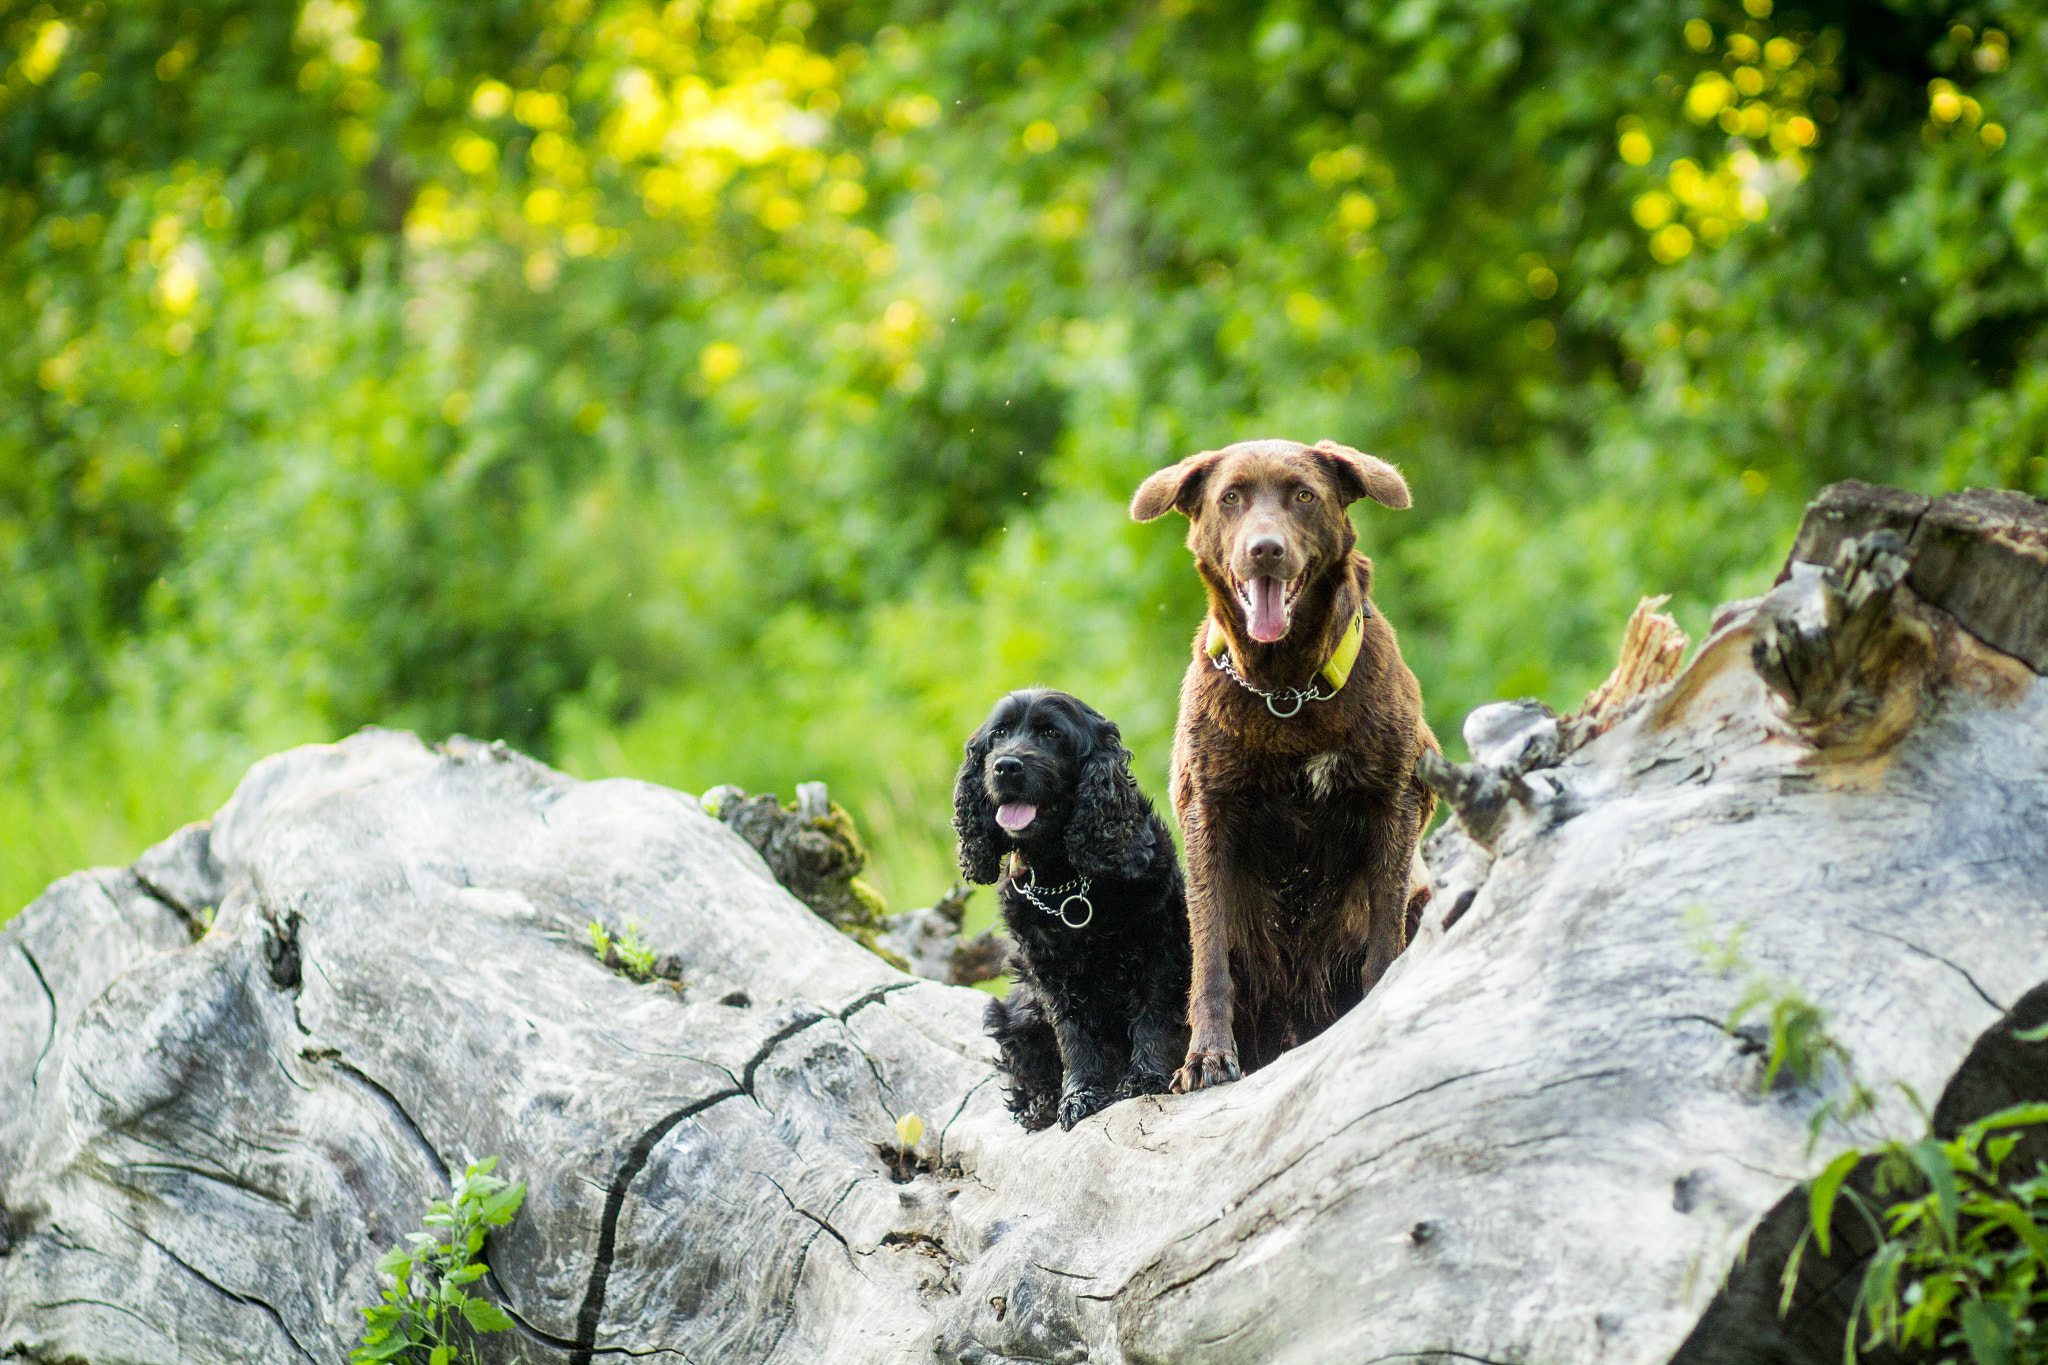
[1170,1048,1241,1093]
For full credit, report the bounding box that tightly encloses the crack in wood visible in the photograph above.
[1846,922,2005,1012]
[124,1221,317,1364]
[17,944,55,1098]
[325,1058,451,1184]
[568,983,921,1362]
[569,1087,746,1364]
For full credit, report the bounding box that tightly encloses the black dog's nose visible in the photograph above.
[1248,535,1284,563]
[992,755,1024,777]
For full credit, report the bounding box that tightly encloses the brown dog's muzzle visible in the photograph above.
[1229,518,1308,643]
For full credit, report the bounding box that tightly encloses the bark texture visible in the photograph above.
[5,481,2048,1365]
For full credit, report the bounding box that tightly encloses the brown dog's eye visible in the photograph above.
[1221,490,1240,505]
[1295,488,1315,503]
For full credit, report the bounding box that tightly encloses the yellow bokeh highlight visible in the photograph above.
[401,0,867,271]
[157,257,200,313]
[1640,12,1832,265]
[1336,191,1378,230]
[472,81,512,118]
[1310,146,1366,184]
[1650,223,1694,263]
[1619,130,1653,165]
[1285,292,1325,329]
[22,21,71,84]
[699,341,744,384]
[453,135,497,174]
[1040,204,1085,240]
[1022,120,1059,154]
[1929,82,1964,125]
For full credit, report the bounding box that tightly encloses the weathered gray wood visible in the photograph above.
[5,482,2048,1365]
[1784,479,2048,671]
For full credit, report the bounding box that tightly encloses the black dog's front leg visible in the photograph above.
[1047,998,1120,1130]
[1120,960,1187,1098]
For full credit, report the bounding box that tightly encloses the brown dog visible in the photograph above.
[1131,438,1438,1091]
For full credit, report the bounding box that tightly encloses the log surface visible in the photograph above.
[6,481,2048,1365]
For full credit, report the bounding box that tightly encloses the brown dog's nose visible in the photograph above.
[1247,535,1285,566]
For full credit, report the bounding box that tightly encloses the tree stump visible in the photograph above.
[4,481,2048,1365]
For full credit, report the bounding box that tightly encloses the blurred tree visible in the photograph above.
[1,0,2039,920]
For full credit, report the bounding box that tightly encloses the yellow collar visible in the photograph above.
[1206,606,1365,692]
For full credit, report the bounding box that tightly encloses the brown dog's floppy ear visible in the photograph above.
[1130,450,1222,521]
[1311,439,1411,510]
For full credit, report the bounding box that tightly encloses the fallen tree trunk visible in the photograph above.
[4,480,2048,1365]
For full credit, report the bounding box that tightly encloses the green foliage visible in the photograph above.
[354,1156,525,1365]
[6,0,2046,926]
[1796,1104,2048,1365]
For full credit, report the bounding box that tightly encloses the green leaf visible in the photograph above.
[1778,1225,1811,1316]
[2011,1022,2048,1042]
[462,1296,516,1333]
[1906,1139,1960,1247]
[429,1345,451,1365]
[1810,1150,1862,1257]
[1980,1200,2048,1263]
[1987,1133,2021,1172]
[480,1183,526,1224]
[1963,1102,2048,1146]
[354,1336,417,1364]
[1958,1299,2015,1365]
[376,1245,415,1276]
[895,1112,925,1151]
[445,1263,486,1285]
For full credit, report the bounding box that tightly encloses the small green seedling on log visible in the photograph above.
[589,918,661,982]
[353,1156,526,1364]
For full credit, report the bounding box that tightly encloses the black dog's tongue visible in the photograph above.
[997,802,1037,832]
[1248,576,1288,642]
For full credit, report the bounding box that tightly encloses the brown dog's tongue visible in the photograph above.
[1248,576,1289,642]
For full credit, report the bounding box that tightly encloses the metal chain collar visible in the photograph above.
[1010,865,1094,930]
[1209,649,1334,719]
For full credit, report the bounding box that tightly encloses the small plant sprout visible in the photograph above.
[1684,905,1748,976]
[352,1156,526,1364]
[589,918,662,982]
[616,919,658,979]
[892,1112,925,1181]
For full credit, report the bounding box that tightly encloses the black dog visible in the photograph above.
[954,689,1190,1130]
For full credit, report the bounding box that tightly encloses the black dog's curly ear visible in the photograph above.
[953,725,1005,885]
[1065,717,1151,880]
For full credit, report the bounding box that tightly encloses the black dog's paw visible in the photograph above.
[1056,1085,1115,1131]
[1117,1067,1174,1099]
[1015,1091,1059,1131]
